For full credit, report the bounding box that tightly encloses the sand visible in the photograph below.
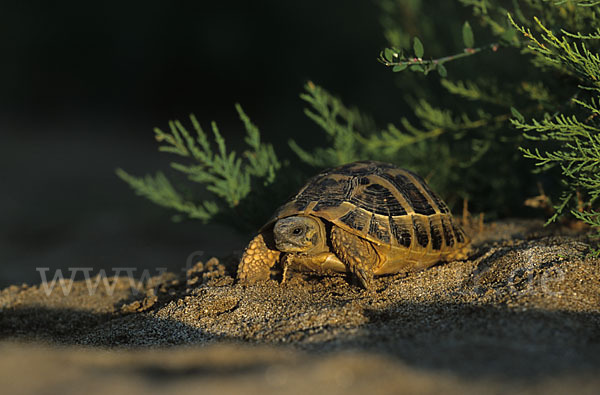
[1,219,599,394]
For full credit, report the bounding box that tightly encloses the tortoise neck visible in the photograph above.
[306,216,329,255]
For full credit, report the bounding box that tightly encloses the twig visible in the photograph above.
[380,43,500,68]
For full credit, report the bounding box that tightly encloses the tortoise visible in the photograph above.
[237,161,470,289]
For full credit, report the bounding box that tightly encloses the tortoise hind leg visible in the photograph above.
[330,226,379,290]
[237,233,281,284]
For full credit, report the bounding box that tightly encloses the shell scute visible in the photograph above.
[410,172,451,214]
[338,208,369,233]
[454,221,466,244]
[388,216,412,248]
[351,182,406,216]
[380,172,436,216]
[429,220,443,251]
[367,213,391,244]
[441,216,455,247]
[297,176,346,212]
[268,161,468,256]
[412,216,430,248]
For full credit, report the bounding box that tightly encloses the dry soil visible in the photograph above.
[1,219,599,395]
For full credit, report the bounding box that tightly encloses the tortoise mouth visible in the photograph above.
[275,240,308,253]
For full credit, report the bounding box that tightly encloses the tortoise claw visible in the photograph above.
[352,267,374,291]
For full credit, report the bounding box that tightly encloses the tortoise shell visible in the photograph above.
[264,161,468,256]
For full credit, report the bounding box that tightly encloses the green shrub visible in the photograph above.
[118,0,600,243]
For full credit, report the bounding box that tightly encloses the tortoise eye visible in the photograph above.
[292,227,303,235]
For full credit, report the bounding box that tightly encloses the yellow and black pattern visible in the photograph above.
[240,160,470,288]
[271,160,467,256]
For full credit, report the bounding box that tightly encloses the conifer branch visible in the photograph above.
[440,79,514,107]
[116,1,600,245]
[115,169,219,221]
[118,106,281,224]
[510,11,600,239]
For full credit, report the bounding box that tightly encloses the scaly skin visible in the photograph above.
[330,226,379,290]
[237,233,281,284]
[281,251,346,284]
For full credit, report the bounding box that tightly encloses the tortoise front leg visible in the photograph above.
[281,252,346,284]
[330,226,379,290]
[237,233,281,284]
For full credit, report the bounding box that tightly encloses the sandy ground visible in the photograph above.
[1,219,599,394]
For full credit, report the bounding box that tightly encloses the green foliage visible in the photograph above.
[462,21,475,48]
[115,169,219,221]
[413,37,424,58]
[289,81,375,167]
[373,0,600,239]
[290,80,516,210]
[509,14,600,238]
[117,105,281,228]
[119,0,600,243]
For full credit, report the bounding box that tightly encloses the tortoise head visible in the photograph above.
[273,215,326,254]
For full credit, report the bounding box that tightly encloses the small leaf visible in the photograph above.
[384,48,395,62]
[409,64,424,72]
[511,106,525,122]
[437,63,447,77]
[392,64,407,72]
[413,37,424,58]
[462,21,474,48]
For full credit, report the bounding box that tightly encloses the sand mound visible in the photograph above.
[1,220,599,394]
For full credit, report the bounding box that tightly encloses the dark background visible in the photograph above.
[0,1,404,286]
